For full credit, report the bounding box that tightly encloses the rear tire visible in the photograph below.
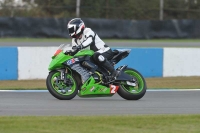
[46,71,78,100]
[117,68,147,100]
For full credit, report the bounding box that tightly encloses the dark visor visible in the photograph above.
[68,27,75,34]
[71,34,77,38]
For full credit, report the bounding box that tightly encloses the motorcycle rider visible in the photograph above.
[67,18,119,81]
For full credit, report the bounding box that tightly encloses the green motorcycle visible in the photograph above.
[46,44,147,100]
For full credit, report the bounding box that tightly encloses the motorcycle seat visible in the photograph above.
[112,49,131,55]
[112,50,119,55]
[111,49,131,64]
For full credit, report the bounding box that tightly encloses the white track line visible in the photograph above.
[0,89,200,92]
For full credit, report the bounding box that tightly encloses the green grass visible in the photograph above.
[0,115,200,133]
[1,37,200,42]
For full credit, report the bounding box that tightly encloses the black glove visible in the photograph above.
[72,45,83,51]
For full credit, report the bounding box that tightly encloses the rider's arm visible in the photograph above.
[72,39,77,46]
[81,28,95,48]
[68,39,78,55]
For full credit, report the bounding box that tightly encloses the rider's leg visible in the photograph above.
[92,52,119,80]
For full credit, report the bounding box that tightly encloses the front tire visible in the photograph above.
[46,71,78,100]
[117,68,147,100]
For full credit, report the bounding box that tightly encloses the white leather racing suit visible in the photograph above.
[71,27,116,78]
[71,28,110,54]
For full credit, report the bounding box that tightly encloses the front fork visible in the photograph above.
[55,69,73,93]
[57,69,68,84]
[57,69,65,78]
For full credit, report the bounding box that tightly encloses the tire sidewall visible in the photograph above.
[117,68,147,100]
[46,71,78,100]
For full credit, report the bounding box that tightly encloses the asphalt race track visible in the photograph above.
[0,90,200,116]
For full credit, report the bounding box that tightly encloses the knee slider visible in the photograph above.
[93,53,106,63]
[98,55,105,62]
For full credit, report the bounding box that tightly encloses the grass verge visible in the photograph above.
[0,115,200,133]
[0,77,200,90]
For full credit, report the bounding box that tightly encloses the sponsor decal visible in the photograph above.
[100,88,108,92]
[110,85,119,94]
[90,86,95,92]
[81,88,86,91]
[67,58,79,65]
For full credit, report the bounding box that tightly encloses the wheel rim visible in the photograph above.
[120,70,144,94]
[51,72,76,96]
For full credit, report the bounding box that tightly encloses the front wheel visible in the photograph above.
[117,68,147,100]
[46,71,78,100]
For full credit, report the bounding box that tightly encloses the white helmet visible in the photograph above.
[67,18,85,38]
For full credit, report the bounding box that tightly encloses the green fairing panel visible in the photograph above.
[78,77,113,97]
[74,49,94,57]
[48,52,73,70]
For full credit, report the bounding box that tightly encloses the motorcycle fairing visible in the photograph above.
[74,49,94,57]
[78,76,119,97]
[63,56,99,83]
[48,51,73,71]
[63,57,91,83]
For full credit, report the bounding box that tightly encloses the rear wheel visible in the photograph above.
[117,68,147,100]
[46,71,78,100]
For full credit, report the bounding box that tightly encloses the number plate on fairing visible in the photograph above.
[110,85,119,94]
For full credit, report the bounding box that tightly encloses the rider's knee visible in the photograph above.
[93,52,106,64]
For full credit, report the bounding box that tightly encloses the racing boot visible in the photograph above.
[102,60,119,81]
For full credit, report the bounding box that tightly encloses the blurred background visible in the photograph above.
[0,0,200,39]
[0,0,200,20]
